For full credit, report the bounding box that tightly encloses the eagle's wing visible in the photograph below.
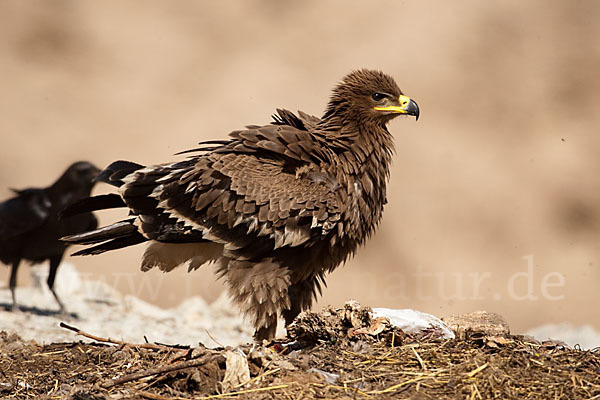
[120,123,345,261]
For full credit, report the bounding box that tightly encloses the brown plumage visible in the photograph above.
[62,69,420,340]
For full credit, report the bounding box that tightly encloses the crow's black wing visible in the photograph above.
[0,188,51,241]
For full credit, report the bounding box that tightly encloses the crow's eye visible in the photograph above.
[371,92,386,101]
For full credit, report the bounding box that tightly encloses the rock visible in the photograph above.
[443,311,510,337]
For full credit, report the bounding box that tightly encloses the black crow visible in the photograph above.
[0,161,100,314]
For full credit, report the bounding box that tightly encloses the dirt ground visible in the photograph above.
[1,303,599,400]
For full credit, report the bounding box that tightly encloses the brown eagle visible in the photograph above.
[63,69,419,340]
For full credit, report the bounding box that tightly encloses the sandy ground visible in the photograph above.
[0,1,599,337]
[1,263,599,351]
[0,263,254,347]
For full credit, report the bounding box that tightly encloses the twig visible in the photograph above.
[310,382,372,398]
[198,384,290,399]
[138,391,195,400]
[411,347,427,370]
[138,391,176,400]
[100,353,223,389]
[465,363,488,378]
[205,329,225,348]
[59,322,183,351]
[471,383,482,400]
[370,370,445,394]
[233,367,280,389]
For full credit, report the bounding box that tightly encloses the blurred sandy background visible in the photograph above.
[1,0,599,335]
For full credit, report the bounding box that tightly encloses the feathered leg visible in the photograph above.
[223,259,292,341]
[281,276,322,326]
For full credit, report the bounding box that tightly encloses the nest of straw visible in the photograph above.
[1,303,599,399]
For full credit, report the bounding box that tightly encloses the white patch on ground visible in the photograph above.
[371,307,455,339]
[0,263,253,347]
[526,323,600,350]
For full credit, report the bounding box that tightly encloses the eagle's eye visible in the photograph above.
[371,92,386,102]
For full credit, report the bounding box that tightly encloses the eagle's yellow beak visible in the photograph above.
[374,95,420,120]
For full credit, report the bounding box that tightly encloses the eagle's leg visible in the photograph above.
[282,276,321,326]
[254,315,278,342]
[8,259,21,311]
[224,259,292,341]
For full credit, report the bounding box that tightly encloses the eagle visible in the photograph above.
[62,69,419,340]
[0,161,99,314]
